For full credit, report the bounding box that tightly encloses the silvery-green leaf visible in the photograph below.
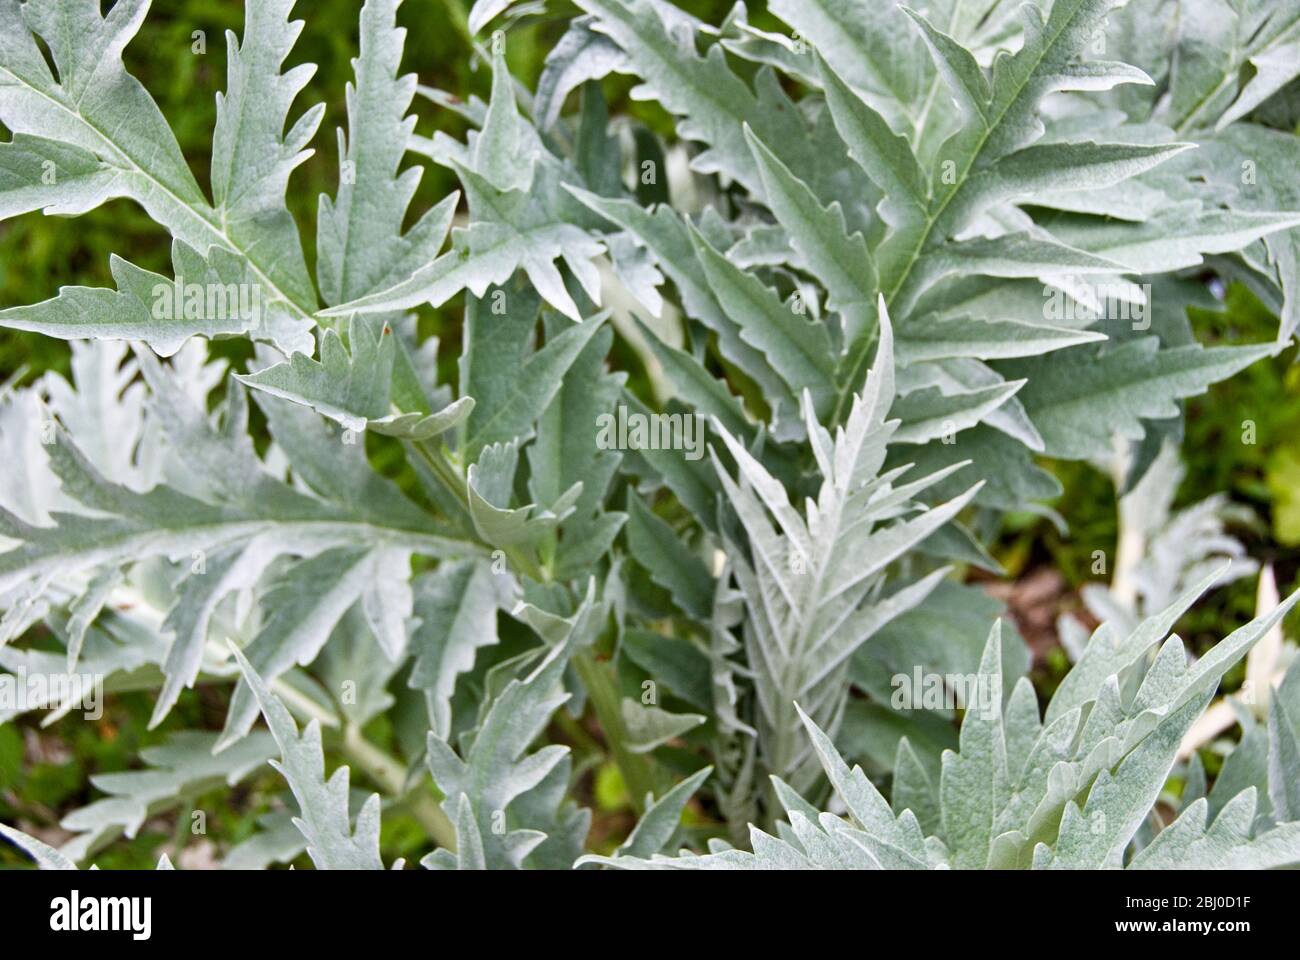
[690,224,837,418]
[1208,724,1271,821]
[0,349,469,741]
[459,284,606,460]
[0,406,463,633]
[743,123,876,345]
[873,0,1156,313]
[1190,125,1300,343]
[408,559,515,737]
[1047,567,1227,725]
[535,16,628,130]
[617,391,720,528]
[472,47,535,193]
[883,424,1060,512]
[58,730,276,864]
[625,491,713,620]
[321,217,594,325]
[152,536,280,726]
[769,0,927,135]
[938,140,1193,241]
[1160,0,1300,133]
[65,566,122,670]
[620,698,706,752]
[566,187,796,417]
[325,130,605,323]
[616,765,712,857]
[426,590,597,869]
[0,133,122,218]
[895,315,1106,363]
[893,737,941,836]
[0,823,78,870]
[621,628,712,712]
[710,303,980,790]
[467,439,582,552]
[937,622,1009,868]
[628,315,751,440]
[0,240,313,357]
[1049,205,1300,273]
[583,708,936,869]
[467,0,514,35]
[233,646,385,870]
[528,319,627,579]
[1217,39,1300,130]
[898,231,1130,314]
[854,579,1014,702]
[814,48,929,280]
[0,0,321,331]
[0,609,168,725]
[211,0,322,306]
[219,546,407,747]
[1128,790,1300,870]
[606,230,665,314]
[238,316,472,439]
[572,0,857,205]
[316,0,458,307]
[1267,695,1300,822]
[222,810,307,869]
[1044,692,1214,869]
[1006,339,1275,460]
[891,378,1025,443]
[1086,439,1256,627]
[316,604,401,728]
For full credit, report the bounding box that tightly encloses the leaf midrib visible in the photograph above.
[824,2,1095,428]
[1,518,474,590]
[882,1,1095,313]
[0,65,319,327]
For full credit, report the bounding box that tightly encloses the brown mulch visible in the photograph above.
[980,568,1098,667]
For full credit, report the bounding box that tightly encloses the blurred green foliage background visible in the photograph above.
[1,0,1298,867]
